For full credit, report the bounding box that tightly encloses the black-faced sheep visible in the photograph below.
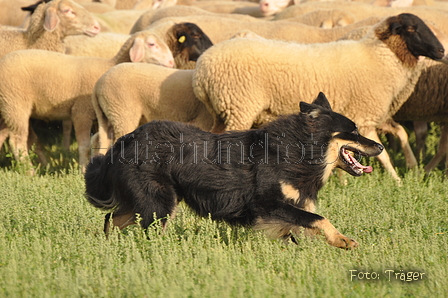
[0,30,174,172]
[192,13,445,181]
[92,63,213,155]
[0,0,100,57]
[391,61,448,173]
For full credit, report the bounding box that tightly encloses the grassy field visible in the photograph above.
[0,124,447,297]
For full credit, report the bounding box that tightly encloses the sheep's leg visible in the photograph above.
[111,112,142,143]
[360,126,401,182]
[73,118,94,173]
[96,120,111,156]
[413,121,428,163]
[8,125,33,171]
[0,118,10,151]
[377,120,417,168]
[27,125,48,166]
[424,123,448,174]
[62,120,73,151]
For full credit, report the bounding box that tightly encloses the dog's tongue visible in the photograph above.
[352,157,373,173]
[362,165,373,173]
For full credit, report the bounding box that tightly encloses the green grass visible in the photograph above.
[0,123,447,297]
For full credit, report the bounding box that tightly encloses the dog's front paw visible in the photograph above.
[329,234,359,249]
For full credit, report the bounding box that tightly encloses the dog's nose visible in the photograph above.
[375,143,384,152]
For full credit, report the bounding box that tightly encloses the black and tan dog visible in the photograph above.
[85,92,383,249]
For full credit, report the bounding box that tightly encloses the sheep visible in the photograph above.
[64,21,213,68]
[144,14,383,44]
[192,1,263,17]
[0,0,100,57]
[0,30,175,172]
[130,5,261,34]
[274,1,448,35]
[133,0,178,10]
[192,13,445,181]
[91,9,149,34]
[288,9,356,28]
[0,0,35,26]
[390,61,448,173]
[61,21,211,154]
[259,0,294,17]
[92,63,213,155]
[338,21,448,170]
[64,32,130,58]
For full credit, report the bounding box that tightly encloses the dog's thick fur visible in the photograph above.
[85,93,383,249]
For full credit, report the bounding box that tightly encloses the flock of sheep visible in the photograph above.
[0,0,448,182]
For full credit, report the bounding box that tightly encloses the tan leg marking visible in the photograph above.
[280,181,300,204]
[254,218,297,240]
[322,139,340,184]
[301,199,321,237]
[312,218,358,249]
[104,212,136,234]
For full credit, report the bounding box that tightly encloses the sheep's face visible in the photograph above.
[174,23,213,63]
[129,35,175,68]
[380,13,444,62]
[45,0,100,37]
[260,0,292,17]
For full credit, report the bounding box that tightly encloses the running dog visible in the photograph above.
[85,92,383,249]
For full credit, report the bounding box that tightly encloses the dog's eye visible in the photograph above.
[352,129,359,135]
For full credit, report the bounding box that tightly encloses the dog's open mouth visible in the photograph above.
[340,147,373,175]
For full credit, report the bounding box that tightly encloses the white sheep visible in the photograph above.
[64,32,130,58]
[288,9,356,28]
[0,30,174,172]
[192,1,262,18]
[0,0,35,26]
[64,20,213,67]
[92,63,213,155]
[192,13,446,181]
[0,0,100,57]
[274,1,448,35]
[259,0,294,17]
[130,5,261,34]
[144,14,382,44]
[92,9,148,34]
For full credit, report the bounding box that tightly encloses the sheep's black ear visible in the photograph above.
[312,92,332,110]
[390,21,403,35]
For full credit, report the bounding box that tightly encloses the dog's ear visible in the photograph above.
[312,92,332,111]
[299,102,322,118]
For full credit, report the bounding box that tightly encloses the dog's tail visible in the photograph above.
[84,154,119,210]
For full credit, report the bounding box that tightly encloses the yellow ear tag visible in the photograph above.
[178,36,186,43]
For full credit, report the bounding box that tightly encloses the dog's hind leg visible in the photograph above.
[104,212,137,234]
[130,181,180,231]
[254,201,358,249]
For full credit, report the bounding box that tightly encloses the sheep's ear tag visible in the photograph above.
[129,38,145,62]
[44,6,60,31]
[178,35,186,43]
